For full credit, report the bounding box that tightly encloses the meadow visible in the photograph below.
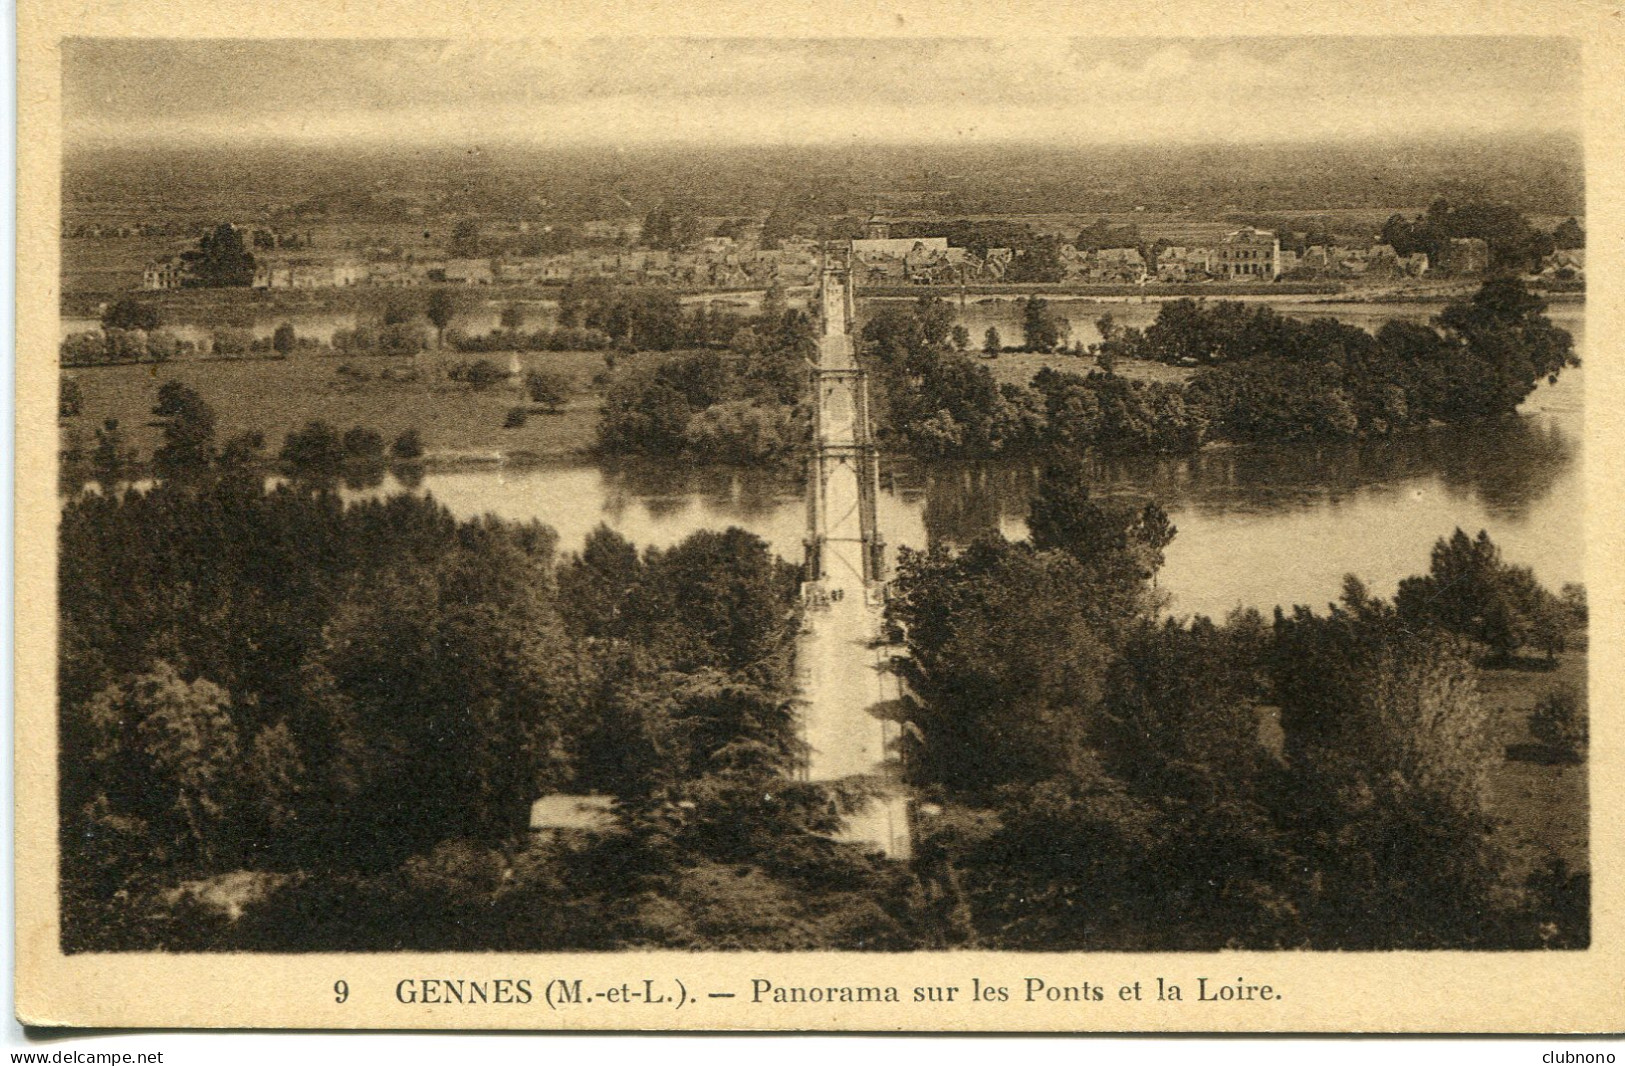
[61,348,643,465]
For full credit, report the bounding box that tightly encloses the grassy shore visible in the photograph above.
[61,348,648,465]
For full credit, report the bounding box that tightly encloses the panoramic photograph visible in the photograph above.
[54,35,1588,954]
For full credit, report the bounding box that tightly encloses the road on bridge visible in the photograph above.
[795,256,911,859]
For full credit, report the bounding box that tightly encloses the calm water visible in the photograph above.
[340,358,1583,620]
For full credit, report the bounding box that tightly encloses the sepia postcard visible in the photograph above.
[15,0,1625,1034]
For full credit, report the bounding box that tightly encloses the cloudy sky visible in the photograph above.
[63,37,1579,147]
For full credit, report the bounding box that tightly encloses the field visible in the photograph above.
[61,348,642,465]
[1478,647,1589,880]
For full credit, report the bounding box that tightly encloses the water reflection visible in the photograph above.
[887,409,1577,543]
[597,459,804,526]
[325,380,1578,618]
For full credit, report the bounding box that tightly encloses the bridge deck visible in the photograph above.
[795,257,911,859]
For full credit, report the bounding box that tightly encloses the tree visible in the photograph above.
[382,299,418,327]
[280,420,346,475]
[449,218,482,258]
[449,359,509,389]
[758,283,787,331]
[526,369,574,413]
[82,662,240,864]
[1021,297,1065,353]
[211,328,254,357]
[342,426,385,461]
[59,377,84,418]
[982,326,1002,358]
[1395,529,1564,662]
[91,419,131,492]
[1027,451,1175,600]
[499,304,527,331]
[271,322,297,354]
[557,524,642,643]
[185,223,257,288]
[152,382,217,479]
[1552,217,1585,250]
[1434,277,1577,415]
[950,325,971,352]
[1529,688,1586,759]
[391,428,425,461]
[888,539,1115,790]
[426,289,463,348]
[1270,585,1505,947]
[101,297,161,334]
[311,542,574,854]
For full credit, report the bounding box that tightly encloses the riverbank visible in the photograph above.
[60,281,813,323]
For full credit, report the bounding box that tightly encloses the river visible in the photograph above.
[336,357,1582,620]
[83,293,1581,618]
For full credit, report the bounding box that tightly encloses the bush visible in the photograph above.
[504,406,529,429]
[525,369,573,412]
[1529,689,1587,758]
[448,360,510,389]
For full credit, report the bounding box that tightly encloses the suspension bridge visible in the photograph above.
[793,250,912,859]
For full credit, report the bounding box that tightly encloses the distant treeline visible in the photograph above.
[861,278,1577,457]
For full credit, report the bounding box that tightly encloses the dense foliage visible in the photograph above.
[595,298,814,462]
[59,421,928,948]
[1380,198,1557,273]
[860,281,1575,457]
[887,472,1587,949]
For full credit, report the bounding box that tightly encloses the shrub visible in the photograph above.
[1529,689,1587,757]
[448,360,509,389]
[504,406,529,429]
[525,369,573,412]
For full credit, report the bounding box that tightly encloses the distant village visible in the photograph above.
[112,213,1585,295]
